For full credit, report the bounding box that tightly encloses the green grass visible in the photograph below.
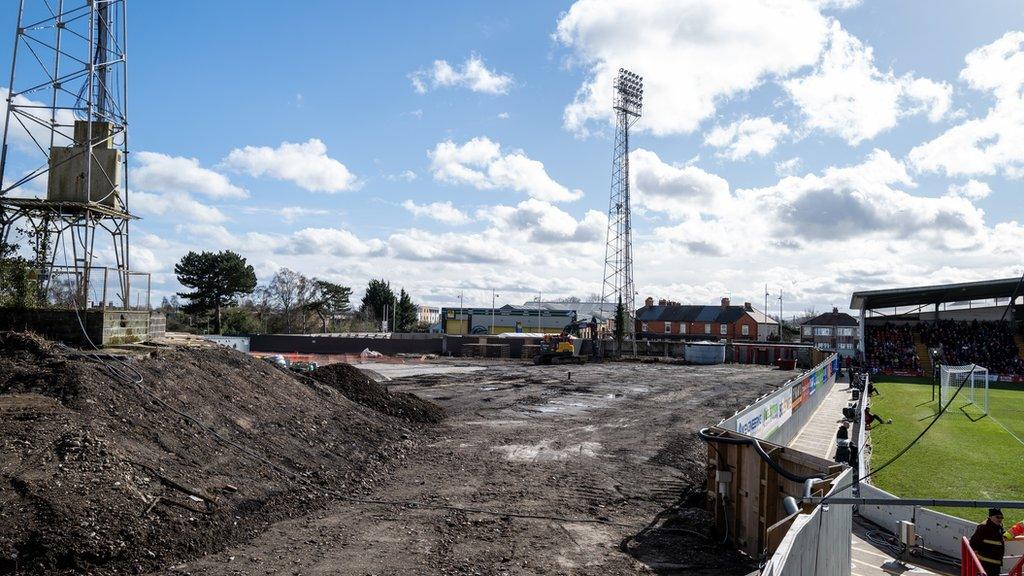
[869,379,1024,522]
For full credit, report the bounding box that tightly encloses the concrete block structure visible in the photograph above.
[440,304,575,335]
[0,308,166,346]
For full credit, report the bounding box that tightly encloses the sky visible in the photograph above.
[2,0,1024,316]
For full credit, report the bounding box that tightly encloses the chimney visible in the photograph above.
[721,297,731,308]
[744,302,752,311]
[645,296,654,307]
[658,299,667,306]
[832,306,838,314]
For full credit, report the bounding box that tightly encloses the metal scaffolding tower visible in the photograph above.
[600,68,643,335]
[0,0,137,309]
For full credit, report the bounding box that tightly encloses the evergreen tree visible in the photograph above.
[396,288,418,332]
[614,298,626,349]
[307,280,352,332]
[174,250,257,334]
[360,278,395,326]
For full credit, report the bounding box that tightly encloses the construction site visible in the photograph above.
[6,2,1024,576]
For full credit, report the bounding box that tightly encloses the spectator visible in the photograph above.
[836,421,849,441]
[970,507,1012,576]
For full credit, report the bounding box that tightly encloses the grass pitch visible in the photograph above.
[869,379,1024,522]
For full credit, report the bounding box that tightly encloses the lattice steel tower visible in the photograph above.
[600,69,642,334]
[0,0,135,308]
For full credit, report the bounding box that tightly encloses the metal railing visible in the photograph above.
[41,265,151,310]
[961,537,987,576]
[1011,552,1024,576]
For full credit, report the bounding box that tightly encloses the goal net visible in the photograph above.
[939,364,989,415]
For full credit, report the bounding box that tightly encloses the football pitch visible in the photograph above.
[869,379,1024,522]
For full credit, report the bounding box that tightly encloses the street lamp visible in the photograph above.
[491,289,500,334]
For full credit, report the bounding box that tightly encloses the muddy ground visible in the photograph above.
[164,359,787,576]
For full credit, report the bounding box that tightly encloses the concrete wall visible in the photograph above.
[762,468,854,576]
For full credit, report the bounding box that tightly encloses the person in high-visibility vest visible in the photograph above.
[969,508,1013,576]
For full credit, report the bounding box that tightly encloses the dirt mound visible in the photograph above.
[310,363,446,424]
[0,332,416,575]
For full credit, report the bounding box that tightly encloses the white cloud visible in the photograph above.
[498,112,510,120]
[629,148,732,219]
[410,55,513,95]
[909,31,1024,178]
[429,137,583,202]
[221,139,358,193]
[384,170,418,182]
[775,157,803,177]
[738,149,985,249]
[0,88,75,150]
[479,198,606,243]
[132,191,226,224]
[275,227,385,257]
[784,22,951,145]
[705,116,790,160]
[947,179,992,200]
[243,206,330,224]
[402,200,472,225]
[134,151,247,199]
[554,0,831,136]
[388,229,521,264]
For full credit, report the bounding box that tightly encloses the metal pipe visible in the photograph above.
[808,497,1024,508]
[782,496,800,516]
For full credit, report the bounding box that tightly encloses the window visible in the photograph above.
[838,327,854,336]
[741,324,750,336]
[839,342,853,350]
[802,326,811,335]
[720,323,727,335]
[814,327,832,336]
[641,322,648,332]
[665,322,672,333]
[705,323,712,334]
[680,323,687,334]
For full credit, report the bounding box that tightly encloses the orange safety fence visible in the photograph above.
[962,537,986,576]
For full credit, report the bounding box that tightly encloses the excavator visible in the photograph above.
[532,318,598,365]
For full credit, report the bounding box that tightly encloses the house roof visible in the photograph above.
[635,304,752,324]
[802,311,859,327]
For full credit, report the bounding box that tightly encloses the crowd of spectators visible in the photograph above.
[919,319,1024,377]
[865,323,921,375]
[863,320,1024,377]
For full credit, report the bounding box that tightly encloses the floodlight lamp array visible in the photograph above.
[614,68,644,113]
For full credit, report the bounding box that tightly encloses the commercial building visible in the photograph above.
[799,307,859,358]
[440,304,576,335]
[417,305,440,325]
[634,297,769,341]
[520,301,617,334]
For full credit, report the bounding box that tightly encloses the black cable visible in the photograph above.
[697,428,825,483]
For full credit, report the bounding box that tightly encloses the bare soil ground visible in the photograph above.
[163,359,788,576]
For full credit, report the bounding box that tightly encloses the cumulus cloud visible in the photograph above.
[738,149,985,249]
[274,227,385,257]
[480,198,606,243]
[222,139,358,193]
[410,54,513,95]
[784,22,951,145]
[402,200,472,225]
[132,191,226,224]
[704,116,790,160]
[909,31,1024,178]
[429,137,582,202]
[629,148,732,218]
[947,179,992,200]
[775,157,803,177]
[0,88,75,151]
[554,0,831,136]
[134,151,247,199]
[388,229,521,264]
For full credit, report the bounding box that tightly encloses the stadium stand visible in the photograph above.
[920,319,1024,377]
[865,323,921,375]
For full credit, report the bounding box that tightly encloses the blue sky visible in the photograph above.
[2,1,1024,315]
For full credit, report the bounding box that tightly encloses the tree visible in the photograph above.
[174,250,257,334]
[360,279,395,327]
[613,298,626,350]
[221,307,261,335]
[306,280,352,332]
[396,288,418,332]
[556,295,582,303]
[267,268,316,333]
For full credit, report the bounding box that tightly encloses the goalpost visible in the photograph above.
[939,364,989,415]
